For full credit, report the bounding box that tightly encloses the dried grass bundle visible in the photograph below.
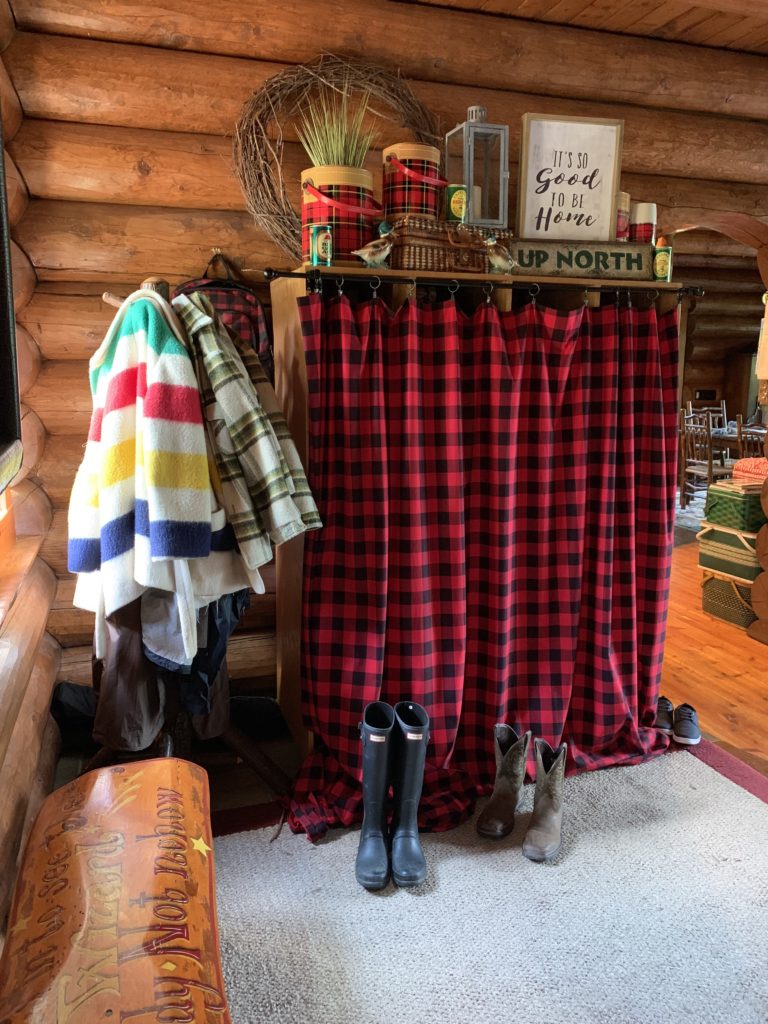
[233,53,440,263]
[296,78,377,168]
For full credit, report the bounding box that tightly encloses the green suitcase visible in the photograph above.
[704,482,768,533]
[696,520,760,583]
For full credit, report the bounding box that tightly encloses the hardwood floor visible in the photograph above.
[662,536,768,776]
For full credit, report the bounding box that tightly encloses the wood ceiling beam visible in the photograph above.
[7,0,768,121]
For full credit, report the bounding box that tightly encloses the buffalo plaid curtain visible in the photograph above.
[289,293,679,839]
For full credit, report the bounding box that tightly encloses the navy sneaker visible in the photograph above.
[655,695,674,736]
[672,703,701,746]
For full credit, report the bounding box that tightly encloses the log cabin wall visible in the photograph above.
[1,0,767,921]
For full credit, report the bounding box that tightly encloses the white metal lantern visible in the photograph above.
[445,105,509,230]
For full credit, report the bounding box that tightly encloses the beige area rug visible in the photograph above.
[214,750,768,1024]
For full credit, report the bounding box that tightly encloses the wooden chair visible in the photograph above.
[685,399,727,430]
[679,409,733,508]
[736,415,767,459]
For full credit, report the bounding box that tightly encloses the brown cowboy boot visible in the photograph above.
[522,738,567,862]
[476,725,532,839]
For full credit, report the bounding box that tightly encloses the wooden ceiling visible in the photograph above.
[415,0,768,54]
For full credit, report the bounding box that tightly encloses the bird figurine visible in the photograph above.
[484,234,517,274]
[351,222,396,268]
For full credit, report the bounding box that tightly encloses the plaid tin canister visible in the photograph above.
[382,144,448,222]
[300,165,382,265]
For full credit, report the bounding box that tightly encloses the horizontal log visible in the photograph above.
[693,293,766,315]
[434,0,768,19]
[689,335,760,359]
[18,404,46,482]
[14,120,768,232]
[0,0,13,52]
[15,200,279,283]
[15,198,758,289]
[49,578,93,647]
[623,172,768,222]
[673,253,758,271]
[9,0,768,121]
[15,323,41,397]
[9,477,53,536]
[39,507,68,576]
[0,557,56,769]
[18,286,116,360]
[6,33,768,188]
[0,632,60,925]
[58,630,277,686]
[682,361,726,384]
[56,644,92,685]
[688,316,761,337]
[9,119,244,211]
[10,239,35,311]
[0,54,21,140]
[24,360,91,435]
[4,148,27,226]
[672,268,764,292]
[35,433,83,509]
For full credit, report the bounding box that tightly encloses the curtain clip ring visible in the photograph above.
[407,278,417,299]
[625,287,633,309]
[528,283,540,306]
[483,281,494,304]
[651,288,660,302]
[370,275,381,300]
[583,288,590,308]
[336,276,345,297]
[448,279,460,297]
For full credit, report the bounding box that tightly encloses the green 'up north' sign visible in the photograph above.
[512,242,653,279]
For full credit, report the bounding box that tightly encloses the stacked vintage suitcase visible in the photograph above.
[697,467,768,631]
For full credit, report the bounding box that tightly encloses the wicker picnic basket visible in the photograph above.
[389,216,515,274]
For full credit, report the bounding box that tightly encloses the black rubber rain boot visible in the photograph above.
[355,701,395,891]
[390,701,430,888]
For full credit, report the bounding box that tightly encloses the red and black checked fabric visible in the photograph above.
[301,184,376,264]
[289,295,679,840]
[384,159,443,221]
[173,276,274,383]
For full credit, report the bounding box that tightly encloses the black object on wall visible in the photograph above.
[0,115,22,495]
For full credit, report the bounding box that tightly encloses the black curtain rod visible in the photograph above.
[262,268,704,299]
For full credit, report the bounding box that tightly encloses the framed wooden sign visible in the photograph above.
[517,114,624,242]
